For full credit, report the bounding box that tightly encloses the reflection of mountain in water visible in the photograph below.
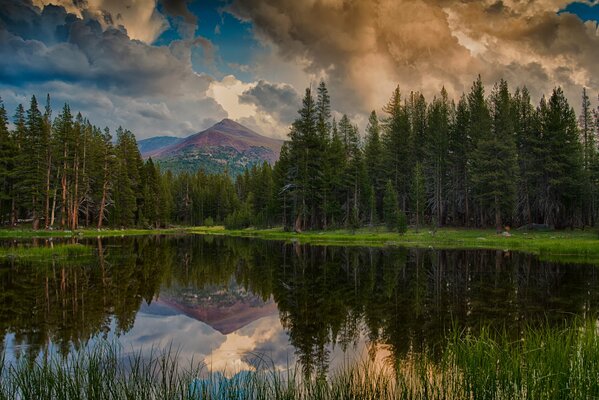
[157,283,278,334]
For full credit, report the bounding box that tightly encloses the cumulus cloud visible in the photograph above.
[229,0,599,116]
[239,80,300,125]
[30,0,168,43]
[0,0,228,138]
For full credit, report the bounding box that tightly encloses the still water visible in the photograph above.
[1,235,598,376]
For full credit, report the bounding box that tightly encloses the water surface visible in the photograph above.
[1,235,598,376]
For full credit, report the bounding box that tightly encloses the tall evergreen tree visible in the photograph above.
[364,110,385,221]
[382,86,412,211]
[0,98,14,225]
[447,94,471,225]
[579,88,597,226]
[471,79,518,230]
[539,88,583,227]
[424,88,451,227]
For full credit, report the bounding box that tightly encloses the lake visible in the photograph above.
[1,234,598,377]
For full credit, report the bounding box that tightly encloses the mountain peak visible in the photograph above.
[141,119,284,176]
[212,118,253,134]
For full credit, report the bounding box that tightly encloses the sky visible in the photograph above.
[1,0,599,140]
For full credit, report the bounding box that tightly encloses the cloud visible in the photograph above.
[0,1,228,138]
[30,0,168,43]
[239,80,300,125]
[159,0,197,38]
[229,0,599,116]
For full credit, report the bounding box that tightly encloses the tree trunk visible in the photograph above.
[71,154,79,230]
[50,187,57,227]
[44,152,52,229]
[60,147,67,229]
[97,178,108,229]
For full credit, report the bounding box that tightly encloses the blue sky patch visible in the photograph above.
[559,1,599,24]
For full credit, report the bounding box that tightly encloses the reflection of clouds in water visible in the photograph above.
[115,303,390,376]
[206,315,292,372]
[116,303,295,375]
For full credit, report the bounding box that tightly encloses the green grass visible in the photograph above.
[0,227,192,239]
[0,243,92,259]
[2,225,598,264]
[2,320,598,399]
[191,226,599,264]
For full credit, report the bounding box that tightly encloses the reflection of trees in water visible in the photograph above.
[1,236,598,376]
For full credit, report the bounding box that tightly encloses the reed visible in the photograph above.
[2,320,598,399]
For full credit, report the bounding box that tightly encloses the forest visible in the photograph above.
[0,75,597,231]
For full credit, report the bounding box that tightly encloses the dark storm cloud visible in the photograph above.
[229,0,599,115]
[0,1,212,97]
[0,0,227,138]
[239,80,300,124]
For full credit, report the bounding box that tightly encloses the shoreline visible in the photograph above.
[1,226,598,263]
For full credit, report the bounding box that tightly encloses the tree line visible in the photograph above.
[0,96,241,229]
[270,78,598,231]
[1,75,598,231]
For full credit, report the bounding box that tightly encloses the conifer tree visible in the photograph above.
[467,76,493,226]
[382,87,412,211]
[11,104,26,226]
[471,79,518,230]
[513,87,541,226]
[447,94,470,225]
[411,162,425,231]
[424,88,451,227]
[0,98,14,225]
[579,88,596,226]
[364,110,385,221]
[539,88,583,227]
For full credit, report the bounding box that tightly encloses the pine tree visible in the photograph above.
[21,96,45,229]
[42,95,53,229]
[579,88,596,226]
[447,94,470,225]
[467,76,492,226]
[411,162,425,231]
[0,98,14,225]
[11,104,26,226]
[471,79,518,230]
[315,81,331,228]
[382,86,412,211]
[287,88,318,231]
[424,88,451,227]
[364,110,385,221]
[513,87,541,226]
[539,88,583,227]
[112,128,141,227]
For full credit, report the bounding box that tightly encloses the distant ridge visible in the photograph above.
[138,119,284,175]
[138,136,182,157]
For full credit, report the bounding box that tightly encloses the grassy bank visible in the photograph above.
[2,321,598,399]
[191,226,599,263]
[0,243,92,259]
[1,225,598,263]
[0,227,192,239]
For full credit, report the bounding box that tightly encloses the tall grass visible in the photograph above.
[2,321,598,399]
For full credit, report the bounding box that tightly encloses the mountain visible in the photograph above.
[138,136,183,157]
[142,119,284,175]
[156,283,278,335]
